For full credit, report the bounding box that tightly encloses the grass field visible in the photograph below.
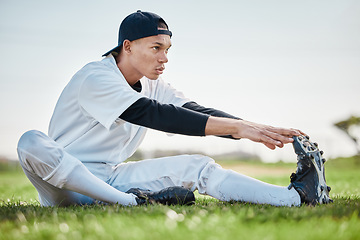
[1,156,359,240]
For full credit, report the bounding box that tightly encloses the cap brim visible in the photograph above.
[102,45,122,57]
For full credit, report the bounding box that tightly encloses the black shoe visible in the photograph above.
[288,135,333,205]
[126,186,195,206]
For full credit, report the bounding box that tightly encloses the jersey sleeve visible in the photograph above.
[120,97,210,136]
[182,101,242,139]
[78,70,143,130]
[182,101,242,120]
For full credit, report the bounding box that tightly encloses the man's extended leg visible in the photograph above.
[17,130,137,206]
[206,166,301,206]
[107,154,301,207]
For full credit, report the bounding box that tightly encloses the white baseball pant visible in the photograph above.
[17,130,301,207]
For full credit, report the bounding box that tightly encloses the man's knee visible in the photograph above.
[18,130,44,150]
[18,130,42,164]
[17,130,62,177]
[188,154,215,166]
[191,154,230,195]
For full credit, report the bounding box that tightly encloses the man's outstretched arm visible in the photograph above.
[182,101,302,149]
[205,117,302,150]
[120,97,302,149]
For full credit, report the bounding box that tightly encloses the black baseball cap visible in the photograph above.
[102,10,172,57]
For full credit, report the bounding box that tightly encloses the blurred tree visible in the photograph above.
[334,116,360,155]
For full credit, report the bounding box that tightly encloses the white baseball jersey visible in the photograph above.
[48,55,189,165]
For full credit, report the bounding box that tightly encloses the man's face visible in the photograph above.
[128,33,171,80]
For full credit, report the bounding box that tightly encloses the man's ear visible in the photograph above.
[123,40,132,53]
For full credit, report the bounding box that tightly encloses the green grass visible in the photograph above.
[1,157,359,240]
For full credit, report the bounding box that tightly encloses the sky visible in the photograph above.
[0,0,359,162]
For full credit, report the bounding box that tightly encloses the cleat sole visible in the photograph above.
[292,135,332,204]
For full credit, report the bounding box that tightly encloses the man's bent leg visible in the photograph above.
[17,130,137,206]
[20,165,93,206]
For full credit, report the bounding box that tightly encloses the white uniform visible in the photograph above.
[17,55,301,207]
[49,54,189,165]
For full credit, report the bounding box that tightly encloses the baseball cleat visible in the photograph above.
[288,135,333,205]
[126,186,196,206]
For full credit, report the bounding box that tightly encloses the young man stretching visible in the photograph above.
[17,10,331,207]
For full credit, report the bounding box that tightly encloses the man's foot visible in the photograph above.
[126,186,196,205]
[288,135,333,205]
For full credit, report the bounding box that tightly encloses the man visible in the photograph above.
[17,10,330,207]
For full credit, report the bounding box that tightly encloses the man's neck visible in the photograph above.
[115,54,142,86]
